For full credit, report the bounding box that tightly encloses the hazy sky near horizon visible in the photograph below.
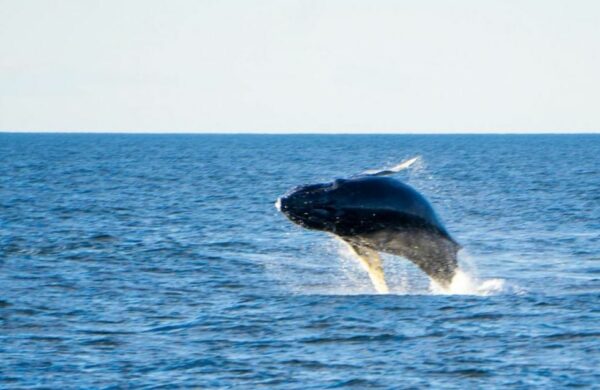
[1,1,599,133]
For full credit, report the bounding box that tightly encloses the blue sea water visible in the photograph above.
[0,133,599,389]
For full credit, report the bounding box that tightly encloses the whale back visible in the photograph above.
[329,176,452,238]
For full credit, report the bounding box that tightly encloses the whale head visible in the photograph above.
[277,176,416,234]
[276,180,345,232]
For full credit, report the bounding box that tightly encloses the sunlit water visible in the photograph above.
[1,134,599,388]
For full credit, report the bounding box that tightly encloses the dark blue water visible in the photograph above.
[1,134,599,388]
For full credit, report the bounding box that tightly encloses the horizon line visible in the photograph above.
[1,130,599,135]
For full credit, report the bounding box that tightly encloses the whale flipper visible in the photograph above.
[346,243,389,294]
[362,156,420,177]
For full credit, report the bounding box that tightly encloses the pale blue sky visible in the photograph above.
[1,0,599,133]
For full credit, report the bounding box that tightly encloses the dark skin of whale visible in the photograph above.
[278,175,460,288]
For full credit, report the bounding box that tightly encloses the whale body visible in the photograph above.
[276,159,460,293]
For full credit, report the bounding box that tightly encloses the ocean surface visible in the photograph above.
[1,134,599,389]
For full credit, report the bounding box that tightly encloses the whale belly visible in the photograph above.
[345,228,459,287]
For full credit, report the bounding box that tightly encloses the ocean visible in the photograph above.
[1,134,599,388]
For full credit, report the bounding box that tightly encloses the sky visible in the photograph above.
[1,0,599,133]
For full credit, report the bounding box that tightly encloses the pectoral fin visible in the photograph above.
[361,156,420,177]
[346,243,389,294]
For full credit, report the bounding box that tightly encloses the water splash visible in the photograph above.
[265,240,522,296]
[430,269,507,296]
[337,242,516,296]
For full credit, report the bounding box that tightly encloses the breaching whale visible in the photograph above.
[276,157,460,293]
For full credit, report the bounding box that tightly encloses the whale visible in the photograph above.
[276,157,460,293]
